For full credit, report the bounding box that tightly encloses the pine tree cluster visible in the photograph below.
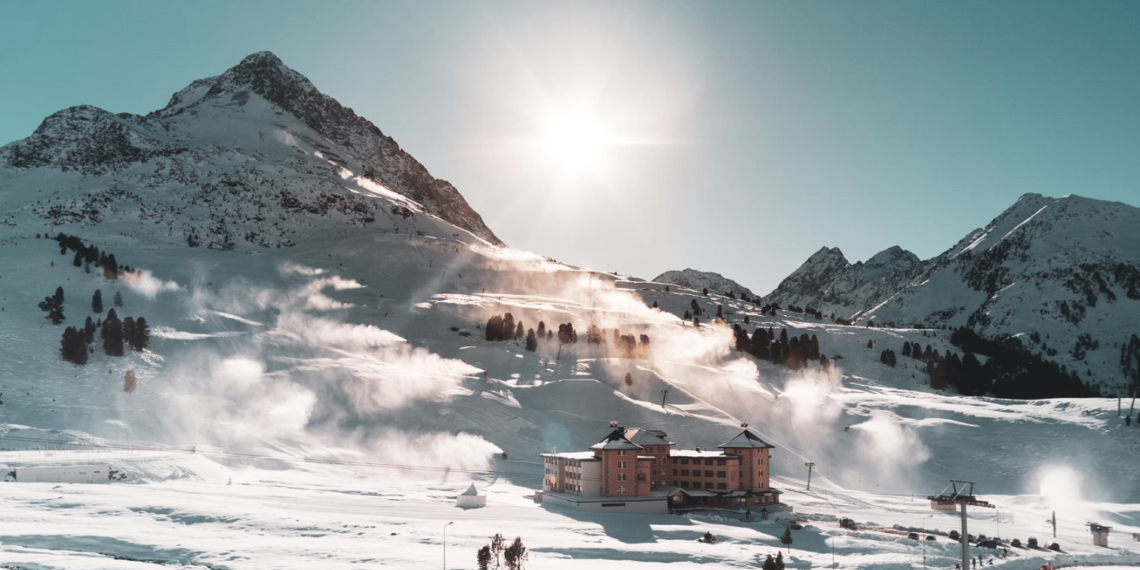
[733,326,821,371]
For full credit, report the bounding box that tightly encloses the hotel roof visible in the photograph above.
[718,428,775,449]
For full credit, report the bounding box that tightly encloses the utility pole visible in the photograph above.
[929,480,994,570]
[805,462,815,491]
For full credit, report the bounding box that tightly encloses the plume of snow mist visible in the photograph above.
[273,312,481,412]
[122,269,181,299]
[157,265,484,465]
[162,355,318,448]
[320,428,502,476]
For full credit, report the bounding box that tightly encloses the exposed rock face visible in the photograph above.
[0,51,502,247]
[761,194,1140,383]
[764,245,924,315]
[653,268,755,298]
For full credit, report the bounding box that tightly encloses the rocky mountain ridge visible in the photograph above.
[0,51,501,248]
[652,268,755,299]
[762,193,1140,389]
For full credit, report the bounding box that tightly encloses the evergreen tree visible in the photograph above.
[776,551,786,570]
[502,313,516,340]
[537,321,546,339]
[503,537,528,570]
[702,288,708,296]
[84,316,96,344]
[102,312,124,356]
[867,339,874,349]
[780,528,793,545]
[515,321,524,341]
[586,325,605,345]
[132,317,150,352]
[902,341,912,357]
[716,305,723,318]
[113,291,123,308]
[60,326,88,365]
[652,300,658,308]
[54,286,64,305]
[751,328,770,360]
[477,545,492,570]
[525,328,537,352]
[763,555,777,570]
[486,315,504,341]
[47,303,64,325]
[744,315,750,324]
[72,251,83,267]
[557,323,577,345]
[546,330,553,341]
[92,289,103,313]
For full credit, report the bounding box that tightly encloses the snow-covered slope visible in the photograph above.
[764,194,1140,391]
[653,268,756,299]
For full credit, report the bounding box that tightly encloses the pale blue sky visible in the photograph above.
[2,1,1137,293]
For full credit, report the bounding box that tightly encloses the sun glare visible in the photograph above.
[536,108,612,175]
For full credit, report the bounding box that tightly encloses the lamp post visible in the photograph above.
[923,514,933,567]
[443,521,453,569]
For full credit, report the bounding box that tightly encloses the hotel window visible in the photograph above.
[651,469,657,476]
[717,471,726,478]
[681,481,689,488]
[618,450,626,456]
[672,469,678,476]
[758,470,764,477]
[706,459,714,466]
[681,458,689,465]
[618,461,627,469]
[658,446,666,452]
[758,458,763,465]
[618,473,627,481]
[705,470,714,477]
[618,486,627,494]
[680,469,689,476]
[717,459,726,466]
[717,483,727,490]
[704,482,714,489]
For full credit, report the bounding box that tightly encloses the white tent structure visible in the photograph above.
[456,483,486,508]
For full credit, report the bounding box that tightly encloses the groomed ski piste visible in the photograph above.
[1,72,1138,567]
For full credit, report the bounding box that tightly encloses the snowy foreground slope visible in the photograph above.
[0,53,1138,568]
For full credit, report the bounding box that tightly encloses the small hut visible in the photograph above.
[457,483,486,508]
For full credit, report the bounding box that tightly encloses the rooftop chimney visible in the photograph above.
[609,421,618,428]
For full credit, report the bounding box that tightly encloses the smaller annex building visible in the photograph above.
[5,465,119,483]
[456,483,486,508]
[537,422,785,514]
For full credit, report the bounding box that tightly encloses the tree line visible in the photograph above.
[901,327,1098,398]
[732,325,826,371]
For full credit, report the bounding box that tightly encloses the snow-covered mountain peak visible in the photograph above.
[862,245,919,269]
[0,51,503,246]
[652,268,755,298]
